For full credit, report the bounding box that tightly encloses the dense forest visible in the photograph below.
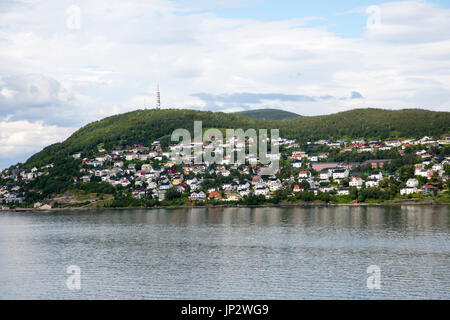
[234,108,300,120]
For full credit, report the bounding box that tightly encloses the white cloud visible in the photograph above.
[0,74,72,109]
[365,1,450,43]
[0,120,75,169]
[0,0,449,167]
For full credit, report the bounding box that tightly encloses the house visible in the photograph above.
[176,183,188,193]
[337,188,350,196]
[319,185,334,193]
[251,176,262,185]
[157,190,167,201]
[239,189,251,197]
[186,178,199,186]
[209,191,222,200]
[126,153,137,161]
[292,151,307,159]
[400,187,418,195]
[420,184,436,195]
[432,164,444,175]
[385,139,401,147]
[254,186,270,197]
[226,193,242,201]
[365,179,379,188]
[415,169,431,178]
[340,147,353,153]
[268,182,282,192]
[121,179,131,187]
[141,164,152,172]
[237,181,250,191]
[133,189,146,199]
[406,178,419,188]
[358,147,373,153]
[332,168,349,180]
[349,176,364,189]
[363,159,389,169]
[319,152,329,159]
[421,153,434,159]
[319,170,331,180]
[171,176,183,185]
[298,171,310,179]
[95,155,108,163]
[190,191,206,201]
[368,171,383,181]
[292,160,303,168]
[293,185,304,193]
[159,182,172,190]
[222,182,234,191]
[114,161,124,168]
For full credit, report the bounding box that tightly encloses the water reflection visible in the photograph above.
[0,205,449,299]
[106,205,450,233]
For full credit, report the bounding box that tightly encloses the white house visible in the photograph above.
[292,160,303,168]
[365,179,379,188]
[406,178,419,188]
[114,161,124,168]
[269,182,282,192]
[337,188,350,196]
[349,177,364,188]
[190,191,206,201]
[369,171,383,180]
[319,185,334,193]
[319,171,331,180]
[332,168,349,180]
[293,185,304,193]
[400,187,418,195]
[254,186,270,197]
[126,153,137,161]
[298,171,310,179]
[415,169,430,178]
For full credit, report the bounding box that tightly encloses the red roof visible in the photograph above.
[209,191,221,198]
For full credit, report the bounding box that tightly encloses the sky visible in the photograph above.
[1,0,450,169]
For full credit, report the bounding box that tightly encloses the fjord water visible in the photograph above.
[0,206,449,299]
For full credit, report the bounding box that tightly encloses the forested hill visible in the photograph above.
[25,108,450,168]
[234,108,299,120]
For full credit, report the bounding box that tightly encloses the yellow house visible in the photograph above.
[172,177,184,185]
[164,161,175,167]
[183,166,192,175]
[226,193,242,201]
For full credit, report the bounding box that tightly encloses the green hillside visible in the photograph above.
[25,108,450,168]
[234,108,299,120]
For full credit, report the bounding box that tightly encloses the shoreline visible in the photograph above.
[3,200,450,212]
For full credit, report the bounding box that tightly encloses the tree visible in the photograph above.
[165,188,182,201]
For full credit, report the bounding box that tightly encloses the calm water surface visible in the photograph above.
[0,205,449,299]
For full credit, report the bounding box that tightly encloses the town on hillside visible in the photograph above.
[1,134,450,209]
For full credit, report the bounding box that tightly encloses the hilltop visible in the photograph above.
[25,108,450,168]
[234,108,299,120]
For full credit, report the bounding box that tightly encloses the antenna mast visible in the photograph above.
[156,84,161,109]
